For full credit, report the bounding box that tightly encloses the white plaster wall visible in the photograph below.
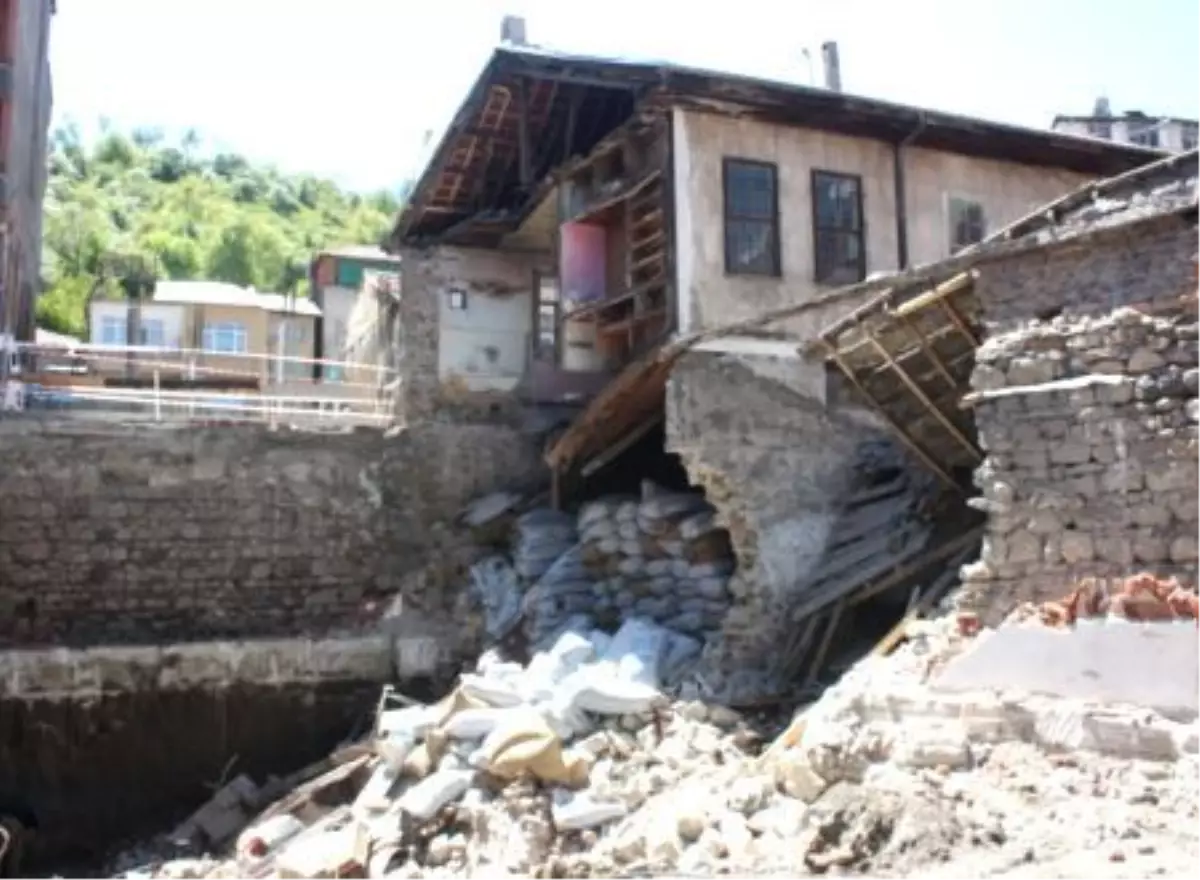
[438,283,532,393]
[904,146,1087,263]
[89,301,184,348]
[671,109,1095,334]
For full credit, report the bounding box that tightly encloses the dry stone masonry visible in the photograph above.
[960,221,1199,626]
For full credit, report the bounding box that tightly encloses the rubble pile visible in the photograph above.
[112,591,1200,880]
[1006,571,1200,627]
[110,615,786,879]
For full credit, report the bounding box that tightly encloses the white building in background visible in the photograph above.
[1053,98,1198,152]
[86,281,323,388]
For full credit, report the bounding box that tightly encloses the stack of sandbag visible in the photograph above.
[523,482,735,648]
[468,555,524,641]
[512,508,578,583]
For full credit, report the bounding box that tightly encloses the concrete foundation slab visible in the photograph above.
[932,621,1198,721]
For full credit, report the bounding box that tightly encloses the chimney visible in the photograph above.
[821,41,842,93]
[501,15,527,46]
[1093,96,1111,118]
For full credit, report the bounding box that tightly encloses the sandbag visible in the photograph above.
[377,705,435,740]
[353,764,403,814]
[514,508,577,582]
[469,555,523,641]
[563,617,672,715]
[397,769,474,821]
[518,489,734,642]
[523,627,596,700]
[478,712,589,787]
[550,791,629,830]
[459,673,525,708]
[441,707,511,741]
[377,729,416,772]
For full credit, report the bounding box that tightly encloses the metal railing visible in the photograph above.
[4,341,400,428]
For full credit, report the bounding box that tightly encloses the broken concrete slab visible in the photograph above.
[932,620,1198,721]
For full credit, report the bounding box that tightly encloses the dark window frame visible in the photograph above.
[947,196,987,254]
[811,169,866,286]
[1128,124,1161,149]
[722,157,781,278]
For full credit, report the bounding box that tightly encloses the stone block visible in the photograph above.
[1058,531,1095,564]
[1128,348,1167,373]
[1170,534,1198,564]
[1049,443,1091,465]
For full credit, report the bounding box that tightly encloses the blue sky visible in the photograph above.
[51,0,1199,192]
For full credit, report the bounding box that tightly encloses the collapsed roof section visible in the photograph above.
[808,149,1200,491]
[390,45,1165,251]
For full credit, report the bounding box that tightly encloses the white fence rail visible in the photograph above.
[2,341,399,428]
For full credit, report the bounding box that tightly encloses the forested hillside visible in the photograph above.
[37,124,403,337]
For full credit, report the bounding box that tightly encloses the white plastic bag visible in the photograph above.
[377,729,416,772]
[378,705,435,740]
[460,673,525,708]
[354,763,403,814]
[550,791,629,830]
[523,627,597,701]
[442,707,511,741]
[565,617,671,715]
[397,769,475,821]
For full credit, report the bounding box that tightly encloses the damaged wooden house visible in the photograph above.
[386,23,1165,700]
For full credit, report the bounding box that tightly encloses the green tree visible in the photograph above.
[38,123,408,336]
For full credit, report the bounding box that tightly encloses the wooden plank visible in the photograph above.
[563,169,663,226]
[872,545,978,657]
[940,297,981,347]
[777,612,822,682]
[802,600,845,689]
[800,526,930,612]
[898,312,961,392]
[860,321,981,464]
[629,249,665,275]
[887,271,976,320]
[580,411,664,478]
[823,341,960,490]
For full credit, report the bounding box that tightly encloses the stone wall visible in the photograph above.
[666,351,895,691]
[960,219,1199,623]
[0,417,545,650]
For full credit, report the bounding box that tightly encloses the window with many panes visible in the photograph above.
[811,170,865,285]
[948,197,987,254]
[723,159,780,276]
[99,315,127,345]
[202,321,247,354]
